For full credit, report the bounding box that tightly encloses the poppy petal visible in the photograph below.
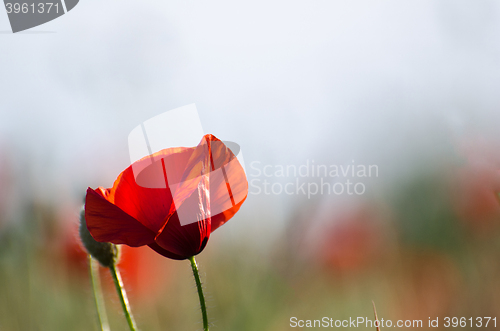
[165,135,239,225]
[103,147,194,233]
[147,242,186,260]
[85,188,156,246]
[154,179,211,258]
[154,135,246,258]
[211,198,247,232]
[209,155,248,232]
[165,135,216,219]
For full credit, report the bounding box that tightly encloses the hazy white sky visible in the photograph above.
[1,0,500,235]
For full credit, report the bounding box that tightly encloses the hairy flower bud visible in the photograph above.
[79,205,118,267]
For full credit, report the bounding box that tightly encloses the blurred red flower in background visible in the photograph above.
[85,134,247,260]
[62,220,171,302]
[452,137,500,232]
[318,205,388,275]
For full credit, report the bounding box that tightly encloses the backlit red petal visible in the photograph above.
[85,188,156,246]
[154,209,210,259]
[209,151,248,232]
[104,147,194,233]
[147,242,187,260]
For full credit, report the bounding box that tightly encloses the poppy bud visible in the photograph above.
[79,206,119,267]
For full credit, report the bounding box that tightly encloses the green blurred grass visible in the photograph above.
[2,168,500,330]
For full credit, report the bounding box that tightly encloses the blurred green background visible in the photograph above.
[2,0,500,330]
[2,147,500,330]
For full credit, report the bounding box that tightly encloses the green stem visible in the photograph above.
[109,263,138,331]
[89,255,110,331]
[189,256,209,331]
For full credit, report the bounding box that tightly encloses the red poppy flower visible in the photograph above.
[85,134,247,260]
